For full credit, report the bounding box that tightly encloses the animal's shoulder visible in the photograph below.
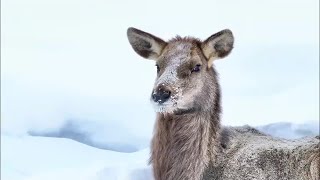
[219,125,319,151]
[219,125,268,149]
[206,126,320,180]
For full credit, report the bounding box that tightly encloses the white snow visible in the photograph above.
[1,134,153,180]
[2,121,318,180]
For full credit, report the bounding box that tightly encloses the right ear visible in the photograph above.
[127,27,167,60]
[201,29,234,67]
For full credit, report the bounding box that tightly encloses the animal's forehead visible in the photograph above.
[159,41,196,66]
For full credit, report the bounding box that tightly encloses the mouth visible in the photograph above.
[152,102,176,114]
[152,101,195,115]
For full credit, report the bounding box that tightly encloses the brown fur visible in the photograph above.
[204,127,320,180]
[151,108,221,180]
[127,27,319,180]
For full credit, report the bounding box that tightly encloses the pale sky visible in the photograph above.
[1,0,319,137]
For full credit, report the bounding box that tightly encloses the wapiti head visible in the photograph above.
[127,27,234,115]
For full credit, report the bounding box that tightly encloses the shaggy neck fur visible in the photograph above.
[150,79,221,180]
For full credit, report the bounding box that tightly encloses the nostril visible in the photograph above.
[152,88,172,104]
[162,90,171,100]
[152,93,159,102]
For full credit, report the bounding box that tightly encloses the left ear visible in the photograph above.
[201,29,234,67]
[127,27,167,60]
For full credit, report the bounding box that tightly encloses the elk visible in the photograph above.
[127,27,319,180]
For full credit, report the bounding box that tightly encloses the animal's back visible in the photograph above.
[203,126,320,180]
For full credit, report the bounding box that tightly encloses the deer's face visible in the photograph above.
[127,28,234,115]
[151,42,209,114]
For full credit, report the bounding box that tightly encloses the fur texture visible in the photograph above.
[204,127,320,180]
[127,27,320,180]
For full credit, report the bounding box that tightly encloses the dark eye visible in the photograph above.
[191,64,201,73]
[156,64,160,73]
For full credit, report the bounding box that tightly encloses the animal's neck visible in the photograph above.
[151,111,221,180]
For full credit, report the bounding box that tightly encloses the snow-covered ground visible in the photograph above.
[2,121,318,180]
[2,134,153,180]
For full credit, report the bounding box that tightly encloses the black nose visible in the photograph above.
[152,89,171,104]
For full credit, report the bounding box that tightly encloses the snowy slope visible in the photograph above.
[256,121,319,139]
[2,121,319,180]
[1,134,153,180]
[27,119,150,153]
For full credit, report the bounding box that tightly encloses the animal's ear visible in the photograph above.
[201,29,234,67]
[127,27,167,60]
